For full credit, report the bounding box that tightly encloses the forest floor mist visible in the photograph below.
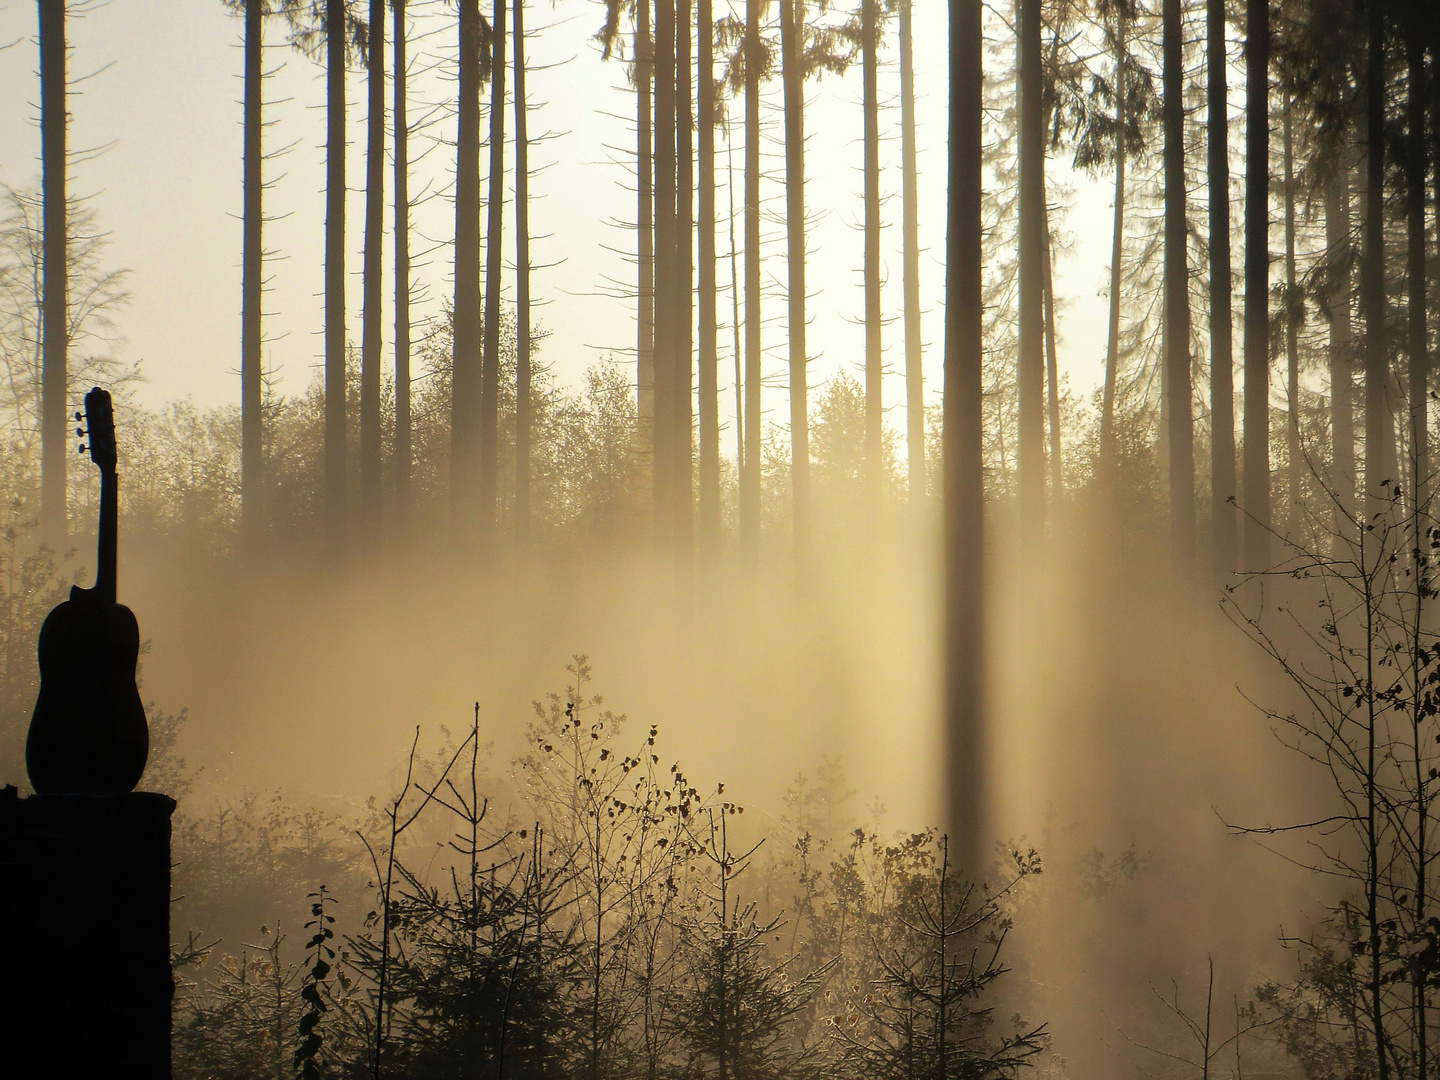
[119,501,1334,1080]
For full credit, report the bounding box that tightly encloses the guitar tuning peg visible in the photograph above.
[76,426,85,437]
[73,411,82,422]
[77,443,86,454]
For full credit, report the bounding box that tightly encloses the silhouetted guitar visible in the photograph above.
[27,387,149,793]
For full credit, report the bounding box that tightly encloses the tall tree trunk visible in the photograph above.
[394,0,412,532]
[1242,0,1269,571]
[728,117,745,482]
[862,0,883,517]
[452,0,483,537]
[1325,157,1355,542]
[241,0,263,543]
[654,0,677,547]
[676,0,695,560]
[741,0,761,562]
[1162,0,1194,575]
[1405,28,1427,515]
[1017,0,1045,535]
[638,0,655,422]
[1099,13,1126,486]
[945,0,985,879]
[699,0,720,557]
[480,0,507,556]
[1283,97,1300,538]
[783,0,810,563]
[324,0,348,552]
[1042,208,1061,498]
[514,0,531,544]
[900,0,923,500]
[361,0,385,535]
[1362,0,1387,515]
[1208,0,1234,583]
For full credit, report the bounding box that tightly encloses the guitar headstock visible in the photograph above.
[76,387,116,473]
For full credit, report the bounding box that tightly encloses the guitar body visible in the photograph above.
[27,588,149,794]
[25,386,150,794]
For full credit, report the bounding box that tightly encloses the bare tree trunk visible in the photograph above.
[1017,0,1045,536]
[945,0,985,877]
[1162,0,1194,576]
[676,0,695,562]
[1283,97,1300,539]
[654,0,677,547]
[325,0,348,553]
[361,0,385,536]
[480,0,507,557]
[514,0,531,545]
[1099,14,1126,487]
[1405,28,1427,516]
[728,117,744,485]
[324,0,348,558]
[1325,159,1355,543]
[862,0,883,518]
[1241,0,1269,571]
[639,0,656,423]
[1361,0,1387,516]
[783,0,810,563]
[241,0,263,543]
[900,0,924,500]
[1208,0,1234,583]
[452,0,483,538]
[394,0,412,534]
[741,0,761,563]
[698,0,719,559]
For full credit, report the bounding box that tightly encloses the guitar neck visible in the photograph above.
[96,467,117,605]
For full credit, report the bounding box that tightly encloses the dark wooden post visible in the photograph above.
[1,787,176,1078]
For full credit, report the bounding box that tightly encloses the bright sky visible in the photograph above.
[0,0,1113,434]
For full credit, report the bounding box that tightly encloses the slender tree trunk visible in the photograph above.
[863,0,883,517]
[1405,29,1427,516]
[324,0,348,552]
[728,117,745,483]
[741,0,761,562]
[699,0,720,559]
[1242,0,1269,571]
[654,0,677,546]
[1042,208,1061,499]
[241,0,263,543]
[361,0,385,536]
[1017,0,1045,536]
[1325,159,1355,542]
[394,0,412,533]
[676,0,695,560]
[514,0,531,544]
[639,0,656,422]
[480,0,506,556]
[783,0,810,563]
[945,0,985,877]
[1283,97,1300,538]
[1362,0,1387,514]
[39,0,66,540]
[1162,0,1194,576]
[1208,0,1234,583]
[1099,14,1126,486]
[452,0,483,537]
[899,0,924,501]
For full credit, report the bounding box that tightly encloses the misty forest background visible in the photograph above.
[3,0,1440,1078]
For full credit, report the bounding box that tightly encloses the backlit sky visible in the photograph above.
[0,0,1115,432]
